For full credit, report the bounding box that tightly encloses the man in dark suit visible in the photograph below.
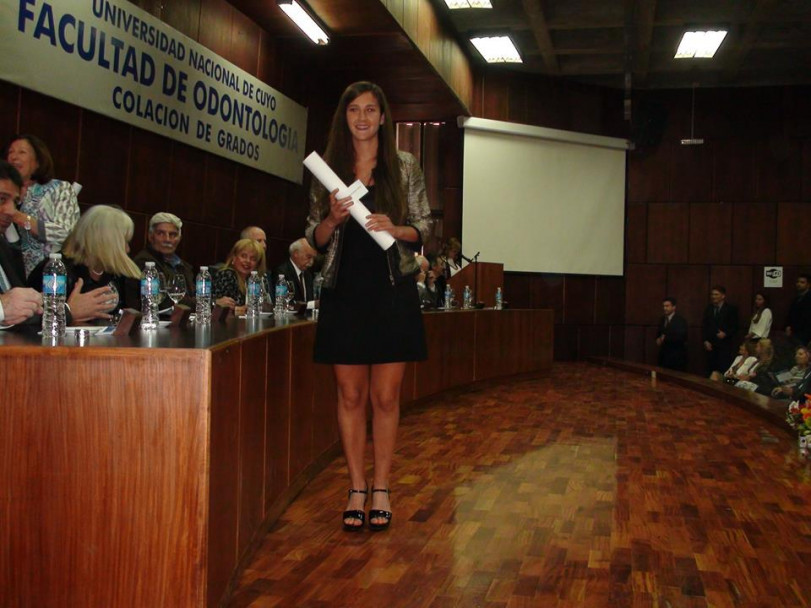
[656,296,688,371]
[0,162,42,326]
[426,254,446,308]
[786,273,811,346]
[273,238,316,305]
[702,285,739,376]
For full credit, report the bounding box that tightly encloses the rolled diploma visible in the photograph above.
[303,151,396,250]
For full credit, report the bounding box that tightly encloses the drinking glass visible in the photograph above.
[104,282,120,312]
[286,280,296,310]
[158,272,167,300]
[166,274,187,305]
[105,282,121,326]
[261,275,271,308]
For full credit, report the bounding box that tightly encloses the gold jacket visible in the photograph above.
[305,150,432,289]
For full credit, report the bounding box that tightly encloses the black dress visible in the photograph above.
[314,188,427,364]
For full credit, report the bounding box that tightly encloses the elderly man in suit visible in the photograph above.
[273,238,316,306]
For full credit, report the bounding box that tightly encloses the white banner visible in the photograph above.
[0,0,308,183]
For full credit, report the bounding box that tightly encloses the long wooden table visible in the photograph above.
[0,309,553,607]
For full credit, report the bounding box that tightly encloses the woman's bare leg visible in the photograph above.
[334,364,371,525]
[368,362,406,523]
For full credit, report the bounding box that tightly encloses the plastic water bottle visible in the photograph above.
[312,273,323,320]
[463,285,472,309]
[495,287,503,310]
[274,274,288,317]
[41,253,67,338]
[140,261,160,330]
[444,284,452,310]
[247,271,262,318]
[195,266,212,323]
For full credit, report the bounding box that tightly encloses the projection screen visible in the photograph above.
[459,117,628,276]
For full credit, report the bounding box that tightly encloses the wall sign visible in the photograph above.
[764,266,783,288]
[0,0,308,183]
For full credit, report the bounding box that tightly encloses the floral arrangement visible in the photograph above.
[786,396,811,456]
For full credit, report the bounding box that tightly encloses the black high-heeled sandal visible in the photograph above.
[342,487,368,532]
[368,488,392,532]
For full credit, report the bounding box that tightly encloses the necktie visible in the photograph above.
[299,272,306,301]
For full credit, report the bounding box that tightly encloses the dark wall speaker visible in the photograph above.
[630,101,668,153]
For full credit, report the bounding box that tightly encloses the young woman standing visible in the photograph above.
[305,82,431,531]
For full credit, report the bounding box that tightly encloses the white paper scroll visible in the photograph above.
[303,151,396,250]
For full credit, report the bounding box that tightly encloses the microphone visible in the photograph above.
[460,251,479,263]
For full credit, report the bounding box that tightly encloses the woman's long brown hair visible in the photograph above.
[316,82,406,224]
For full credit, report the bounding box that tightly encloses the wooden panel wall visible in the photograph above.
[462,73,811,372]
[620,86,811,374]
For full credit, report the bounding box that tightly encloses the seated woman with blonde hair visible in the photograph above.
[213,238,266,316]
[27,205,141,320]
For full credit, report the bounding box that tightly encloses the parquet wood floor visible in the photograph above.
[228,363,811,607]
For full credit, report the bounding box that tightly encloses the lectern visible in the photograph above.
[448,261,504,307]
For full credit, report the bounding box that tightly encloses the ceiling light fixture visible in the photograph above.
[674,30,727,59]
[277,0,329,45]
[445,0,492,8]
[470,36,522,63]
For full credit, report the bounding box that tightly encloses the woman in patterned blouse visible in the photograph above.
[4,134,80,277]
[213,238,266,316]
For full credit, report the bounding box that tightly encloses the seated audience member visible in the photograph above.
[415,255,435,309]
[745,291,772,339]
[132,212,195,309]
[710,340,757,383]
[273,238,315,305]
[702,285,739,376]
[0,163,113,327]
[213,238,266,315]
[440,237,464,278]
[4,134,81,277]
[427,254,446,308]
[241,225,267,252]
[0,163,41,326]
[786,273,811,345]
[28,205,141,317]
[771,346,811,400]
[656,297,688,371]
[735,338,777,395]
[789,364,811,405]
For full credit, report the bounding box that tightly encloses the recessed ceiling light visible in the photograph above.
[445,0,492,8]
[675,30,727,59]
[470,36,522,63]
